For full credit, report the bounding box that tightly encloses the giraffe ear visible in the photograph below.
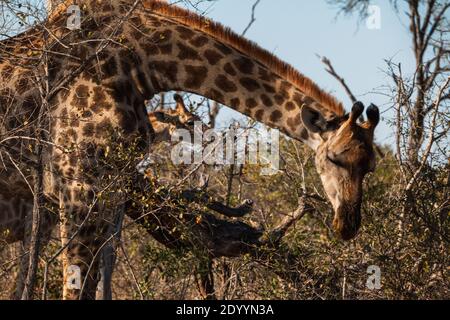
[301,105,328,134]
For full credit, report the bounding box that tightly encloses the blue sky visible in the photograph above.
[174,0,415,146]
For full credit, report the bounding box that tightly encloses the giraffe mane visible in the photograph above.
[142,0,345,116]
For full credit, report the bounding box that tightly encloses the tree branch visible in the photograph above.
[242,0,261,36]
[319,55,357,103]
[405,76,450,192]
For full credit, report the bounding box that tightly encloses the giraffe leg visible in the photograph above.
[95,209,125,300]
[58,181,113,300]
[60,214,105,299]
[56,167,131,301]
[96,243,114,300]
[0,171,54,299]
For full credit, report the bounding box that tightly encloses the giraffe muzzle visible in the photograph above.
[332,203,362,240]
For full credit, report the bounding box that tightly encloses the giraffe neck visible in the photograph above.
[45,0,342,148]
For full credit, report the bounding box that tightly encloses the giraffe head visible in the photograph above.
[301,102,380,240]
[148,94,202,143]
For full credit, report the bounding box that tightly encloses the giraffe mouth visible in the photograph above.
[332,203,362,240]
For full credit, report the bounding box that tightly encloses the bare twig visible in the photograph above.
[319,55,357,103]
[242,0,262,36]
[119,243,144,300]
[406,76,450,192]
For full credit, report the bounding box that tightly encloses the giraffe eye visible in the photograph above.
[327,153,345,167]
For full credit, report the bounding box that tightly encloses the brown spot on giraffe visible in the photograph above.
[287,114,301,131]
[151,29,173,42]
[274,94,286,105]
[159,43,173,55]
[233,57,255,74]
[240,77,260,92]
[92,86,111,112]
[230,98,241,107]
[176,25,196,40]
[302,96,315,106]
[285,101,296,111]
[279,81,292,99]
[116,109,137,134]
[246,98,258,109]
[258,67,276,82]
[83,122,95,136]
[59,108,69,129]
[119,49,142,73]
[143,30,173,54]
[261,94,273,107]
[151,61,178,84]
[177,42,202,61]
[263,84,276,94]
[215,75,237,92]
[108,81,133,105]
[205,88,224,102]
[224,62,237,76]
[214,42,233,55]
[184,65,208,89]
[204,49,224,65]
[190,35,209,47]
[270,110,283,123]
[254,109,264,122]
[65,128,78,140]
[95,118,113,139]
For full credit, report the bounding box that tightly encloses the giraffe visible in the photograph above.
[0,0,380,299]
